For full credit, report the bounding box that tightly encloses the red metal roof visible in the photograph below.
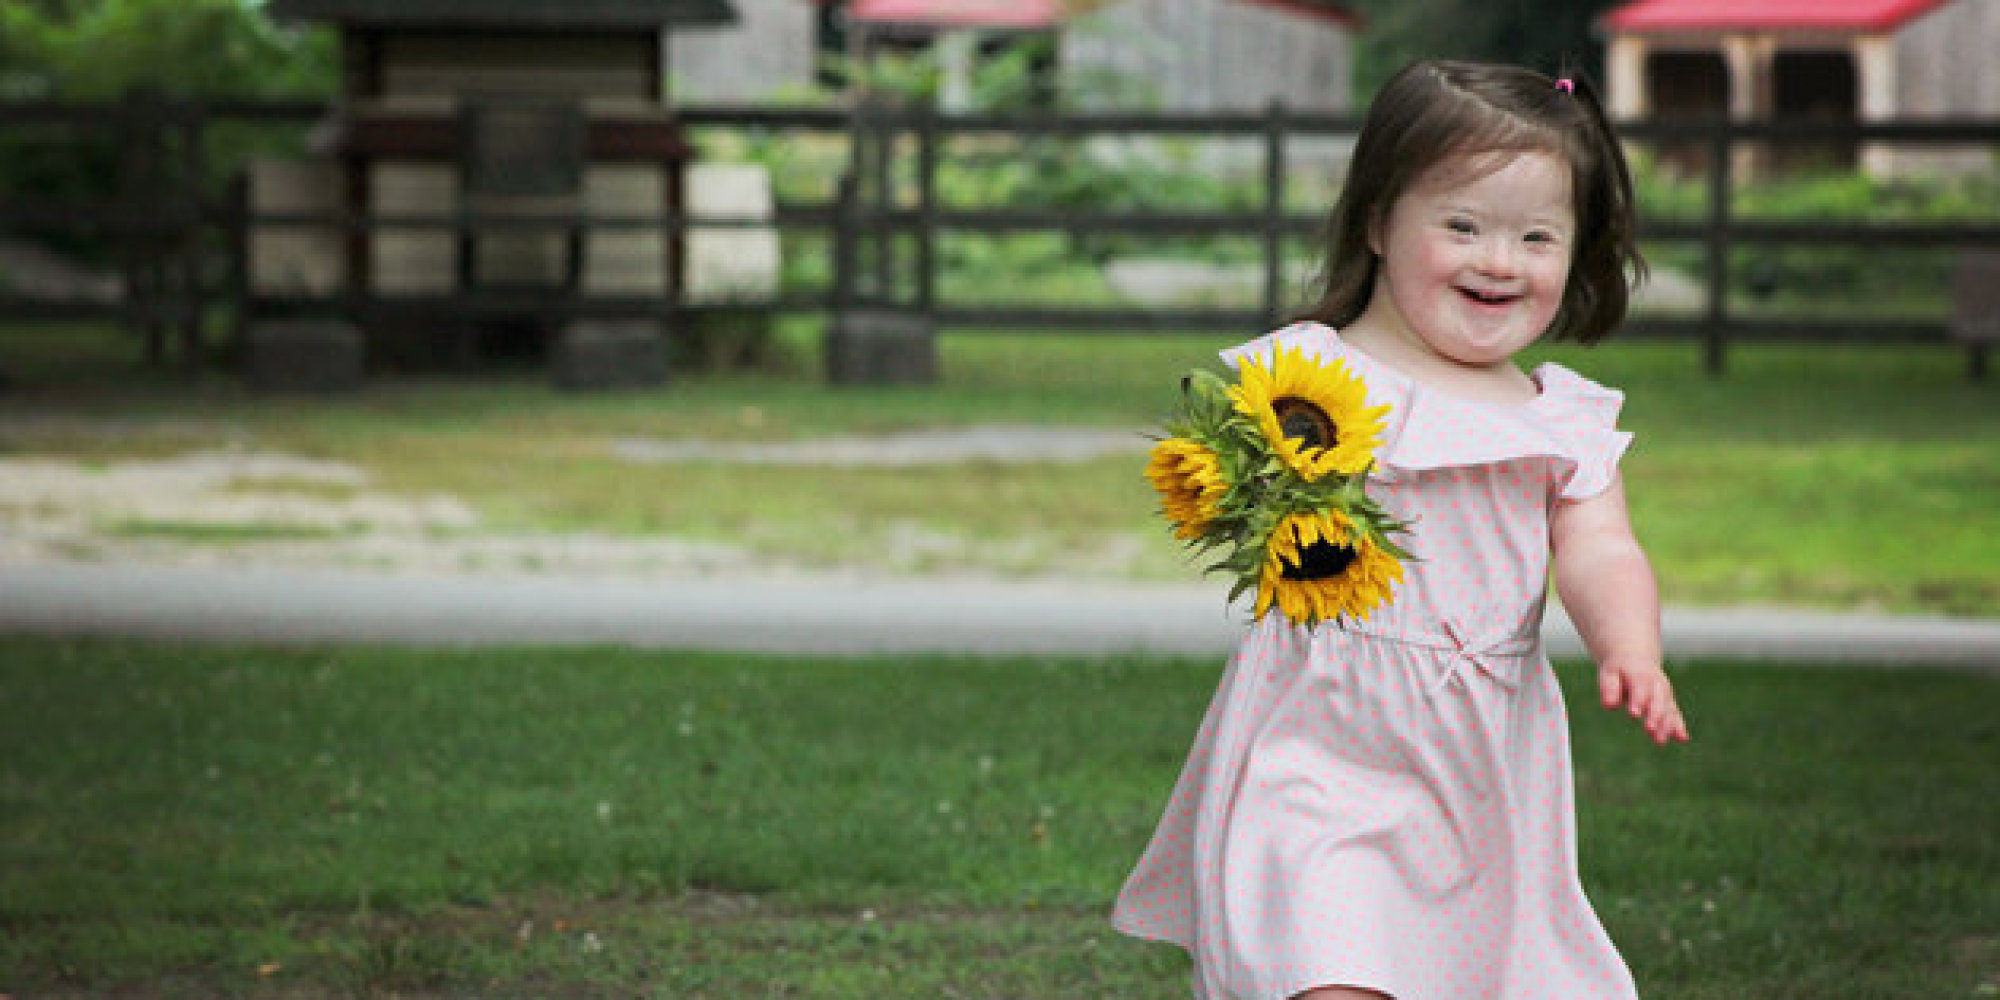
[847,0,1065,28]
[1241,0,1362,30]
[843,0,1360,30]
[1602,0,1952,32]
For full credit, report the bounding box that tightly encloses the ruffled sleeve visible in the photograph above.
[1219,323,1343,371]
[1215,323,1632,500]
[1534,363,1633,501]
[1217,322,1405,414]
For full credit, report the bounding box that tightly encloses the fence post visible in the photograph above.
[175,99,207,374]
[832,172,857,312]
[225,170,251,361]
[119,87,168,365]
[1704,120,1731,377]
[1262,100,1287,330]
[915,102,937,319]
[859,100,894,305]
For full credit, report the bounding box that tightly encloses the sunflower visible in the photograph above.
[1146,438,1230,541]
[1228,344,1388,481]
[1254,509,1403,626]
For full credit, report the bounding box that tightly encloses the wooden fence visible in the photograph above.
[835,105,2000,379]
[1,93,1996,378]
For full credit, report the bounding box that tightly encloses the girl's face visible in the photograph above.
[1368,150,1575,366]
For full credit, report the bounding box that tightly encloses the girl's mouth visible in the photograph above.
[1458,286,1519,306]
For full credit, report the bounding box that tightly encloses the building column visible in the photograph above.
[1721,33,1775,178]
[936,30,976,112]
[1854,34,1898,175]
[1607,35,1649,121]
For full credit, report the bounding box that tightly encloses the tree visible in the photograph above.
[0,0,336,100]
[0,1,338,261]
[1344,0,1627,99]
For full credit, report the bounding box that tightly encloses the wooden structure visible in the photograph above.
[1602,0,2000,176]
[254,0,737,377]
[2,98,1995,383]
[672,0,1358,114]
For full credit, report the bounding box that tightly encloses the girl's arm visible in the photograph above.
[1550,473,1689,745]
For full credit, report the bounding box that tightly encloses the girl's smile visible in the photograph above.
[1358,150,1575,371]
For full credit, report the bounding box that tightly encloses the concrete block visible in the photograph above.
[248,159,346,296]
[685,163,781,304]
[244,319,364,392]
[583,165,669,295]
[370,163,458,296]
[552,320,668,390]
[1952,249,2000,343]
[827,310,936,385]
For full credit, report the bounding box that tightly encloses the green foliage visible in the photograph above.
[1633,161,2000,316]
[0,1,337,262]
[0,0,336,100]
[822,32,1058,113]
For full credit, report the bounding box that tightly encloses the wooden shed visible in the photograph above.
[1601,0,2000,176]
[671,0,1359,114]
[253,0,744,374]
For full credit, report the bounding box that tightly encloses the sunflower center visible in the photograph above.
[1273,397,1338,451]
[1281,538,1358,580]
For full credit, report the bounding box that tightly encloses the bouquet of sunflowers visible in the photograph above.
[1146,343,1412,629]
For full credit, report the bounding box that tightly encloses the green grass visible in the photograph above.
[3,322,1998,611]
[1,638,1996,998]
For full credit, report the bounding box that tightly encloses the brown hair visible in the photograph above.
[1303,59,1645,344]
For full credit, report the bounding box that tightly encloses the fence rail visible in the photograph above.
[1,94,1996,379]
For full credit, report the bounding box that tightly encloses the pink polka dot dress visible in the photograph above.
[1113,322,1640,999]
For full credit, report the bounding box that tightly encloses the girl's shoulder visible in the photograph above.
[1217,321,1345,371]
[1525,361,1626,427]
[1218,322,1632,498]
[1219,321,1626,425]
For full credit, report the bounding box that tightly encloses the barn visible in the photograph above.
[1602,0,2000,175]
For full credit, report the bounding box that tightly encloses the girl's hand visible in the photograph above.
[1598,660,1689,745]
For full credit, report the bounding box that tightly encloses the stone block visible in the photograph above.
[684,163,781,304]
[243,319,364,392]
[1951,250,2000,344]
[826,309,937,385]
[247,158,345,296]
[552,320,668,390]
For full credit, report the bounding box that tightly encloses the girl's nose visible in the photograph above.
[1476,238,1518,277]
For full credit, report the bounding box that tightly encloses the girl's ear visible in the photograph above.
[1366,207,1385,257]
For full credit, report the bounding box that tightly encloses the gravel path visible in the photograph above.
[3,562,1997,669]
[2,432,1995,668]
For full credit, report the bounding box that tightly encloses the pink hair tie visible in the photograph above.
[1556,78,1575,94]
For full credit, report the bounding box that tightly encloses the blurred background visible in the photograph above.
[2,1,1996,997]
[1,0,1995,615]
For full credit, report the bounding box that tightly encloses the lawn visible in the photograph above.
[2,638,1996,998]
[1,322,1997,612]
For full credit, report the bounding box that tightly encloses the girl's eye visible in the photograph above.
[1445,218,1476,235]
[1525,230,1562,247]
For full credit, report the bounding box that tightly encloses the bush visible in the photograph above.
[0,0,335,101]
[1632,160,2000,316]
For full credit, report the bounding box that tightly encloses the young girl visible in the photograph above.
[1113,60,1689,1000]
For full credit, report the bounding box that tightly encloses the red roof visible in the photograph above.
[1602,0,1951,32]
[847,0,1065,28]
[1241,0,1362,30]
[841,0,1360,31]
